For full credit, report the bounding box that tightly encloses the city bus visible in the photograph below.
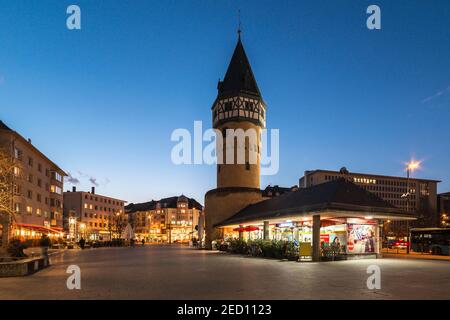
[410,228,450,255]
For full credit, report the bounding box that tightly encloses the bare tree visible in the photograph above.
[0,147,16,253]
[108,214,126,239]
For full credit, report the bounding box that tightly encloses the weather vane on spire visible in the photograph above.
[237,9,242,39]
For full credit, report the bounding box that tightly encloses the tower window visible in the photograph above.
[245,102,253,110]
[224,102,232,111]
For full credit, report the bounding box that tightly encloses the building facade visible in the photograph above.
[125,195,203,243]
[299,168,440,235]
[63,187,126,241]
[438,192,450,228]
[0,120,66,241]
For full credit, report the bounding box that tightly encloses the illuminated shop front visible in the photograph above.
[13,223,64,241]
[215,179,415,260]
[222,217,379,257]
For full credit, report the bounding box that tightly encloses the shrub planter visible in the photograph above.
[0,256,50,277]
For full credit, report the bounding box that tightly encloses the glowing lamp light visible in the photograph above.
[365,216,373,220]
[406,160,421,172]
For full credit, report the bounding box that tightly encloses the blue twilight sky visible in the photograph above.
[1,1,449,204]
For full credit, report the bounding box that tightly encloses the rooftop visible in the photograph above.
[215,178,413,227]
[0,120,67,176]
[125,196,203,213]
[216,36,262,100]
[303,169,441,183]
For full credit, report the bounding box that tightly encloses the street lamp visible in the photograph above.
[79,222,86,240]
[401,159,421,254]
[69,217,76,242]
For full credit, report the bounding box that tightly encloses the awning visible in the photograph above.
[15,223,64,235]
[233,226,260,232]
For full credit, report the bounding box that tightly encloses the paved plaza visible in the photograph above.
[1,245,450,300]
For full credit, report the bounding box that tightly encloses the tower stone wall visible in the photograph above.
[204,35,266,248]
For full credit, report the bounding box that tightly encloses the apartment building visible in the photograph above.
[299,168,440,236]
[125,195,203,243]
[63,187,126,241]
[0,120,66,240]
[438,192,450,228]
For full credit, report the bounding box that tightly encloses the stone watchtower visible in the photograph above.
[204,33,266,247]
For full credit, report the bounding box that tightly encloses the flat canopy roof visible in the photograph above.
[215,179,415,228]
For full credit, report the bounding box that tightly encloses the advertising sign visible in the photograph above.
[320,234,330,243]
[347,224,377,254]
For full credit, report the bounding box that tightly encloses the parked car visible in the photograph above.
[392,240,409,249]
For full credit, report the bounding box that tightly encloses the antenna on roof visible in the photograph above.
[237,9,242,40]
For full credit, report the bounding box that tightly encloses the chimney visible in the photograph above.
[91,187,95,194]
[28,138,32,144]
[72,186,76,192]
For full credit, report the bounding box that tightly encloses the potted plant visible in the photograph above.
[285,241,299,261]
[7,239,28,258]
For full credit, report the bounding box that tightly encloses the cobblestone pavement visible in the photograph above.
[1,245,450,299]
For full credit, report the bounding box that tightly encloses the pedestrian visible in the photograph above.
[79,237,86,250]
[141,238,145,247]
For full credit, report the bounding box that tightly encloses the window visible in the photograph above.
[28,174,33,183]
[50,185,62,195]
[26,206,32,215]
[37,194,41,202]
[51,171,63,182]
[84,203,88,209]
[27,190,33,199]
[36,208,42,216]
[14,203,20,213]
[225,102,232,111]
[13,167,20,177]
[13,184,21,195]
[14,148,22,160]
[37,178,42,187]
[38,163,42,172]
[28,157,33,167]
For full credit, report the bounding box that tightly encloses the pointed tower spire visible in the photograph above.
[217,30,262,99]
